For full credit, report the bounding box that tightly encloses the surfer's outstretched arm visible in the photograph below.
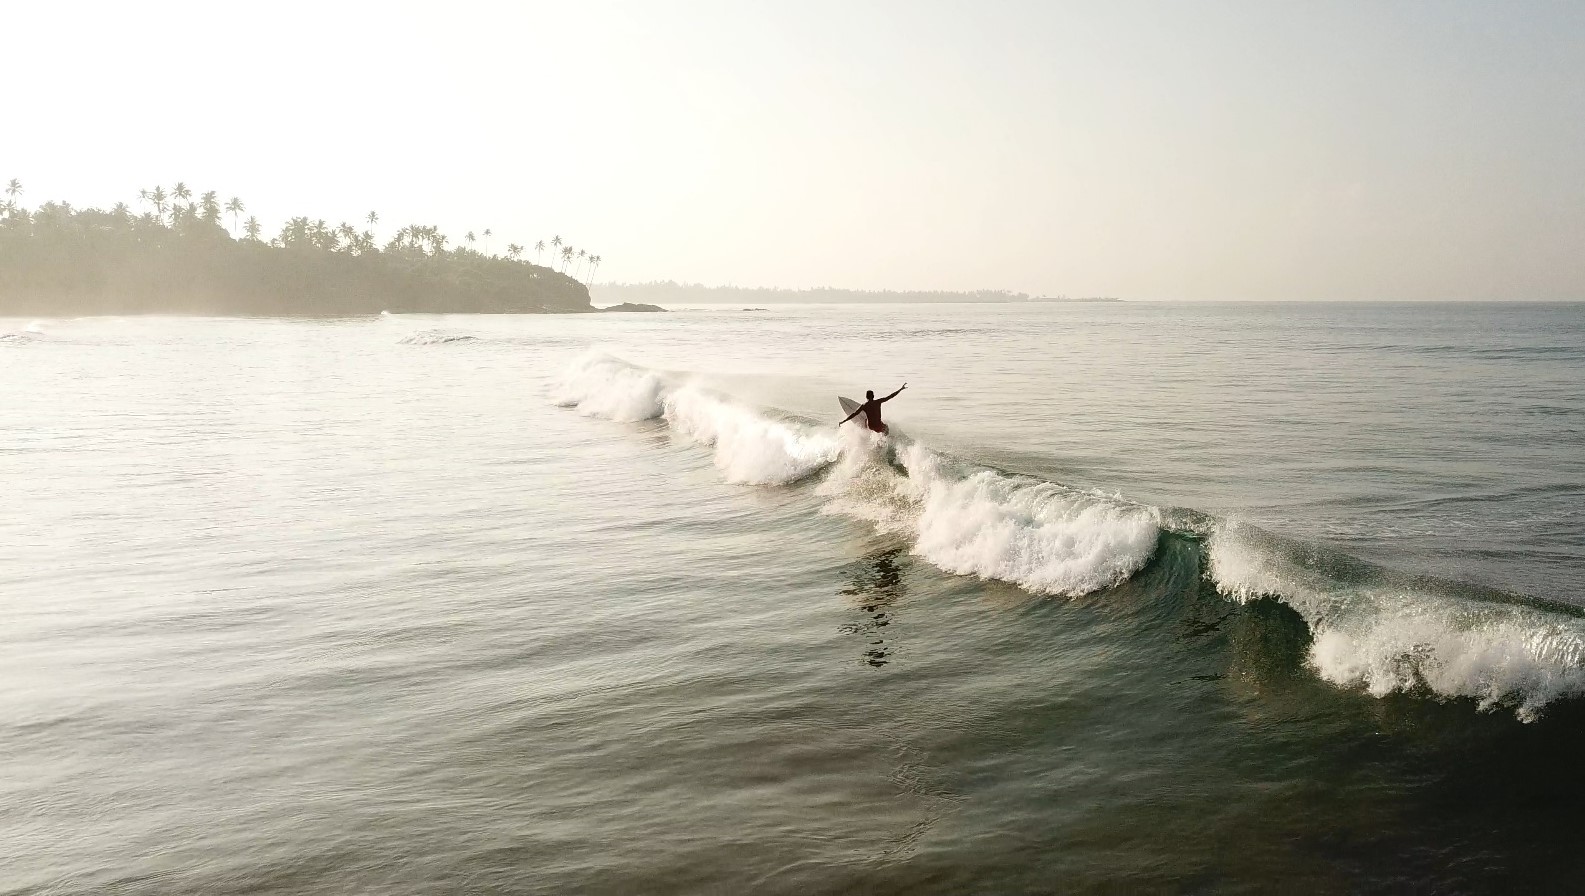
[880,383,908,402]
[839,406,864,425]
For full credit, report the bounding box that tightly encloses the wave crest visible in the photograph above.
[1208,521,1585,721]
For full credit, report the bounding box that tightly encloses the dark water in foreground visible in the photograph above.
[3,303,1584,893]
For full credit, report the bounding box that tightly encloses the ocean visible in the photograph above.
[3,302,1583,894]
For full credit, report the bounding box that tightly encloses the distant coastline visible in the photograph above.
[0,181,598,316]
[593,282,1122,305]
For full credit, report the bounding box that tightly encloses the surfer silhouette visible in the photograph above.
[840,384,906,434]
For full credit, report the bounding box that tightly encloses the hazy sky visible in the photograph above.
[10,1,1584,299]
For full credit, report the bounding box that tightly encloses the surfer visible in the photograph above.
[840,384,906,434]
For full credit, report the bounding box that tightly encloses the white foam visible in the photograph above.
[553,352,667,422]
[662,387,840,485]
[1208,521,1585,720]
[896,445,1161,596]
[24,321,46,334]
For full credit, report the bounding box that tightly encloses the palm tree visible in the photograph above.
[465,230,476,251]
[4,179,21,204]
[551,234,562,257]
[589,255,601,284]
[507,243,523,260]
[534,240,546,264]
[112,202,130,219]
[138,188,150,211]
[560,245,575,272]
[244,216,262,241]
[200,191,221,225]
[150,186,168,221]
[483,228,492,256]
[225,197,245,235]
[173,182,191,208]
[366,210,378,235]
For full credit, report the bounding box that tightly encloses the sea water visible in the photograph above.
[2,302,1583,893]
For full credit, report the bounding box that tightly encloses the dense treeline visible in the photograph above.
[0,181,597,316]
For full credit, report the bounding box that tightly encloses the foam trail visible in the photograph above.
[1208,521,1585,720]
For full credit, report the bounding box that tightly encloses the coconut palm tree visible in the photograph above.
[551,234,562,257]
[560,245,575,272]
[483,228,492,256]
[589,255,601,283]
[4,179,21,204]
[200,191,221,225]
[112,202,130,219]
[507,243,522,260]
[173,182,191,208]
[150,186,168,220]
[225,197,245,235]
[534,240,546,264]
[244,216,262,241]
[465,231,476,251]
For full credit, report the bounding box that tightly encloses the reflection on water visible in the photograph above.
[839,546,907,667]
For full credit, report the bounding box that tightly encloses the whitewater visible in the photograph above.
[4,302,1585,894]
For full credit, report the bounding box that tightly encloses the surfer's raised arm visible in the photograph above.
[880,383,908,402]
[839,405,865,425]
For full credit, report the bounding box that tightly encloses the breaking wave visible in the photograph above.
[555,351,1585,720]
[1208,521,1585,721]
[553,351,1159,593]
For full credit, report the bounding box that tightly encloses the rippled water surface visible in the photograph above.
[3,303,1584,894]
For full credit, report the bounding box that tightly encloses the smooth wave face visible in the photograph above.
[556,349,1585,720]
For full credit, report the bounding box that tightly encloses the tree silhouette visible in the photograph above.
[483,228,492,256]
[173,182,191,209]
[226,197,245,235]
[150,186,168,220]
[535,240,545,264]
[244,216,262,241]
[200,191,221,226]
[507,243,523,260]
[5,179,21,204]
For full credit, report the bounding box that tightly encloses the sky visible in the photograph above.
[8,0,1584,300]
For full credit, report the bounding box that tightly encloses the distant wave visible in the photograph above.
[555,350,1585,721]
[398,329,480,346]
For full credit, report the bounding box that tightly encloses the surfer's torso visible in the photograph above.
[860,402,887,434]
